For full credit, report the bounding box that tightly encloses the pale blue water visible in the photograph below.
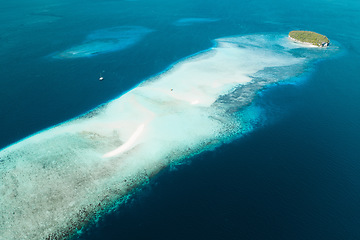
[0,0,360,239]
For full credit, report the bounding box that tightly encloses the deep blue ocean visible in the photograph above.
[1,0,360,239]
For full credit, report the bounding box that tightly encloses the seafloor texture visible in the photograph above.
[0,34,336,239]
[52,26,153,59]
[173,18,220,26]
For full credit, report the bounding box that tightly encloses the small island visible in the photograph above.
[289,30,330,47]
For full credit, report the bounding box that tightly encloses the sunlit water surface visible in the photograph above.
[0,0,359,239]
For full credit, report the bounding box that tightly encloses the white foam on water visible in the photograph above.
[0,34,334,239]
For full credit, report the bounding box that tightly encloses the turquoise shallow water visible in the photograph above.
[0,0,360,239]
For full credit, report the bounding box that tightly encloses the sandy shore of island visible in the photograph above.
[288,36,322,48]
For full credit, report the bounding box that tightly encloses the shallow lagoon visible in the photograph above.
[0,33,338,239]
[1,0,360,239]
[52,26,153,59]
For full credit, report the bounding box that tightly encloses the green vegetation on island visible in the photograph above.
[289,30,330,47]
